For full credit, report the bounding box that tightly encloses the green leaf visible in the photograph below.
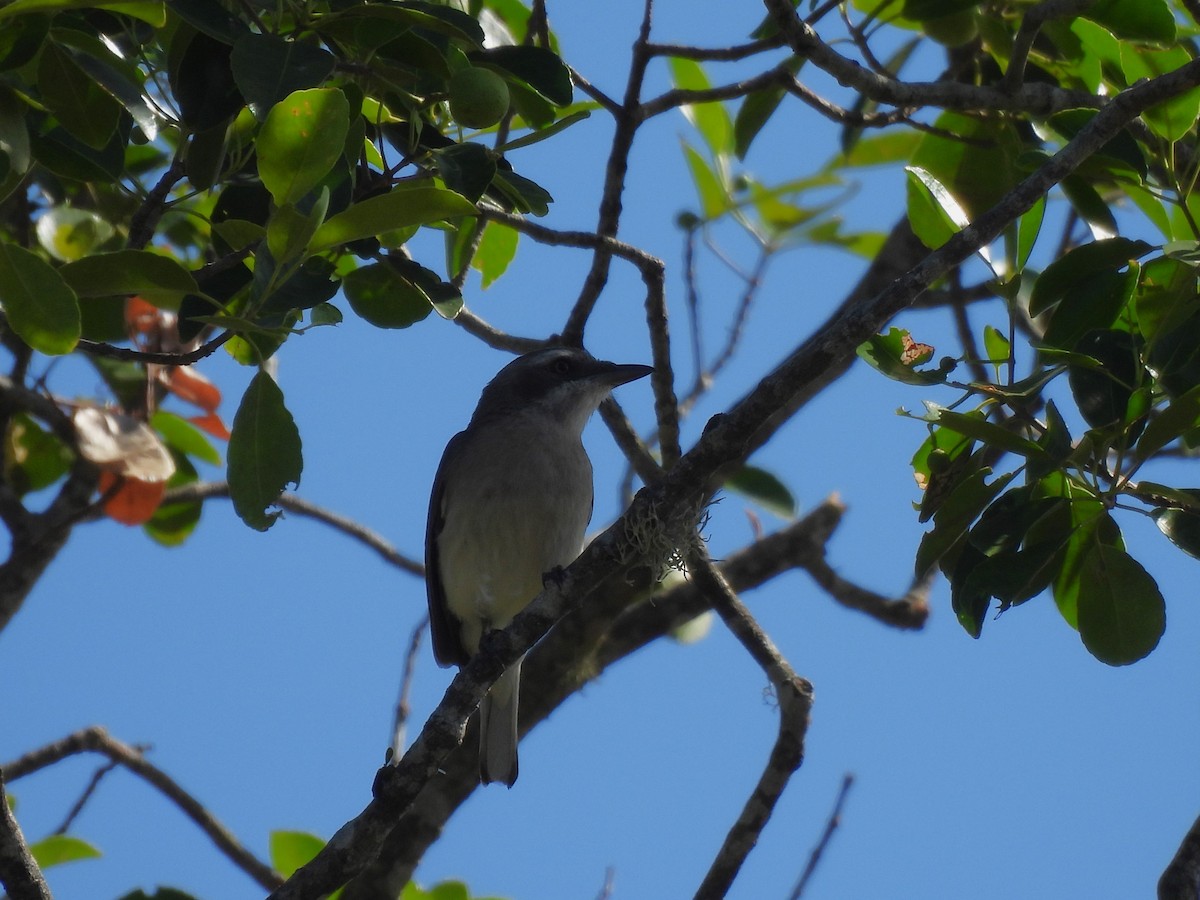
[1028,238,1152,317]
[310,185,477,252]
[266,194,327,267]
[1134,256,1195,344]
[905,167,956,251]
[0,0,163,22]
[473,221,519,289]
[1067,329,1142,430]
[258,88,350,206]
[857,327,947,385]
[947,542,990,638]
[1013,194,1045,271]
[1153,500,1200,559]
[1059,175,1118,241]
[0,243,80,354]
[0,88,31,201]
[724,465,796,518]
[309,302,343,326]
[60,250,199,309]
[734,57,802,159]
[433,143,497,203]
[489,168,553,216]
[680,140,727,219]
[669,57,733,157]
[35,207,114,262]
[231,33,336,119]
[4,412,71,494]
[343,261,434,329]
[915,467,1017,577]
[170,30,243,131]
[499,108,591,152]
[0,13,49,71]
[902,0,977,19]
[982,324,1010,368]
[479,45,572,107]
[270,830,325,878]
[145,453,202,547]
[29,834,101,867]
[1148,312,1200,399]
[1042,265,1138,350]
[963,498,1072,608]
[1046,109,1147,181]
[1136,385,1200,462]
[152,411,221,465]
[227,370,302,531]
[1051,494,1117,628]
[37,40,121,149]
[1120,45,1200,141]
[1077,544,1165,665]
[56,31,158,140]
[911,111,1020,219]
[1083,0,1175,45]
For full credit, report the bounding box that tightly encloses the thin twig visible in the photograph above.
[789,773,854,899]
[563,0,656,343]
[763,0,1098,116]
[54,756,124,835]
[688,548,813,900]
[390,616,430,761]
[127,155,186,251]
[3,727,281,891]
[644,38,783,61]
[76,330,233,367]
[163,482,426,577]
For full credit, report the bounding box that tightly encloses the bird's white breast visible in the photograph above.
[436,415,593,653]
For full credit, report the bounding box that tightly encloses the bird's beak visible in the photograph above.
[595,362,654,388]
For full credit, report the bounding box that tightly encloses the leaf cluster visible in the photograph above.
[0,0,578,532]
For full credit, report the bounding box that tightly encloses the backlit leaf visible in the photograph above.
[0,243,80,354]
[258,88,350,206]
[311,186,476,252]
[60,250,198,309]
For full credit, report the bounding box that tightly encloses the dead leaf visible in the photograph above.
[98,470,167,525]
[163,366,222,413]
[900,333,935,366]
[74,407,176,482]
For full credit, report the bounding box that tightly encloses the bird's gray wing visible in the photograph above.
[425,430,470,667]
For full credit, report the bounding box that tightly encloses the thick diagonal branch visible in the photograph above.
[275,59,1200,897]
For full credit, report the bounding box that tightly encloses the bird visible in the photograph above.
[425,346,653,786]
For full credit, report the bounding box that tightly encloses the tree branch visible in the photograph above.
[0,769,51,900]
[3,727,282,892]
[789,773,854,899]
[278,48,1200,900]
[763,0,1098,116]
[688,548,812,899]
[164,482,426,578]
[1159,811,1200,900]
[343,499,914,896]
[76,331,234,367]
[563,0,657,343]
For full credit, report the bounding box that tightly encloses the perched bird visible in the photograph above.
[425,346,653,786]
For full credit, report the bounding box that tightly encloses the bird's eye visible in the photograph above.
[551,357,573,375]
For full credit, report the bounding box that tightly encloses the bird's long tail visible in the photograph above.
[479,656,522,786]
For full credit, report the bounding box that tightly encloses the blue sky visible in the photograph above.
[3,2,1200,899]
